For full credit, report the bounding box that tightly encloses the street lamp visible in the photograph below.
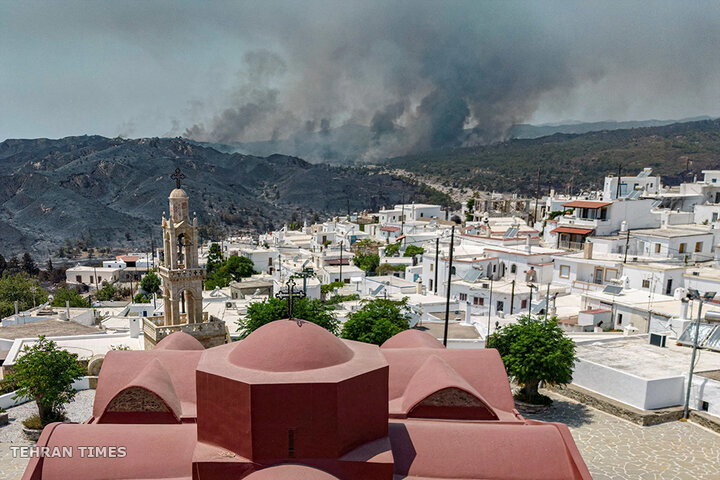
[526,283,538,317]
[443,216,463,347]
[683,289,716,419]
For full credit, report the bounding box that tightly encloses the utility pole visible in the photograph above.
[527,284,535,317]
[684,297,704,419]
[533,167,541,225]
[623,229,630,263]
[616,164,622,199]
[443,225,456,347]
[339,241,343,283]
[401,194,405,235]
[486,276,493,344]
[434,237,439,294]
[546,281,551,318]
[510,279,515,314]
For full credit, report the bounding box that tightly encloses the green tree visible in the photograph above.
[51,288,89,308]
[134,293,150,304]
[353,253,380,274]
[341,298,410,345]
[0,273,48,318]
[376,263,406,276]
[384,243,400,257]
[224,255,255,281]
[0,254,6,275]
[140,271,161,297]
[206,243,224,274]
[8,336,85,426]
[95,281,117,301]
[487,316,576,405]
[239,297,339,338]
[403,245,425,257]
[21,253,39,276]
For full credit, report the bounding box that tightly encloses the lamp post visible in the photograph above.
[486,276,493,344]
[527,283,537,317]
[443,216,462,347]
[683,289,716,419]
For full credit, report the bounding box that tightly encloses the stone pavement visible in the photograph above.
[0,390,96,480]
[528,391,720,480]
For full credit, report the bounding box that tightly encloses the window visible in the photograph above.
[344,278,350,284]
[617,313,623,325]
[451,266,456,275]
[473,296,484,306]
[521,299,527,309]
[510,264,517,274]
[268,258,273,266]
[655,243,661,253]
[89,276,94,284]
[559,265,570,279]
[679,243,686,253]
[76,275,82,283]
[642,279,650,288]
[695,242,703,253]
[604,268,618,281]
[702,401,710,412]
[97,276,102,282]
[429,279,433,291]
[713,212,718,222]
[430,263,434,272]
[459,293,467,301]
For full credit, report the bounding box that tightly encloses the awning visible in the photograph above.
[551,226,594,235]
[562,200,612,209]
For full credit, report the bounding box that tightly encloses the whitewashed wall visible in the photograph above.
[572,358,685,410]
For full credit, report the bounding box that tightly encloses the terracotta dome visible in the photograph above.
[169,188,188,198]
[229,320,353,372]
[381,329,444,349]
[155,331,205,351]
[244,465,340,479]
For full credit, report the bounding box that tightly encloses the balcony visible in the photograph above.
[558,240,585,251]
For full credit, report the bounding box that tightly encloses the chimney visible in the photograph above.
[583,241,593,259]
[14,300,19,315]
[525,234,532,254]
[620,220,627,232]
[66,300,71,321]
[129,318,140,338]
[416,280,422,294]
[680,297,689,321]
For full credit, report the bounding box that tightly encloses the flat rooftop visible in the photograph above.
[0,320,101,340]
[632,225,713,238]
[576,335,720,379]
[414,321,481,340]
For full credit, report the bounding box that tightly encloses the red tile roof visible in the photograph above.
[380,226,401,232]
[551,226,594,235]
[562,200,612,209]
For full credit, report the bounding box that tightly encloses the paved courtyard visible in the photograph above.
[1,389,719,479]
[528,392,720,480]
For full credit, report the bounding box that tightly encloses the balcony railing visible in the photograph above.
[559,240,584,251]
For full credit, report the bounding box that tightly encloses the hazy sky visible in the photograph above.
[2,0,719,144]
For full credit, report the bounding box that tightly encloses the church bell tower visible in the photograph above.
[159,168,204,325]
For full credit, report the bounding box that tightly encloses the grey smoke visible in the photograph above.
[3,1,720,155]
[180,1,720,159]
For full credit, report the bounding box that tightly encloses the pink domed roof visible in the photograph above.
[155,331,205,351]
[381,329,445,349]
[229,320,354,372]
[245,465,340,479]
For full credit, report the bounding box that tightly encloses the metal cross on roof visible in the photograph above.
[171,168,186,189]
[275,278,306,324]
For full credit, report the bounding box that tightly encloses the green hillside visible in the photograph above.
[384,119,720,194]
